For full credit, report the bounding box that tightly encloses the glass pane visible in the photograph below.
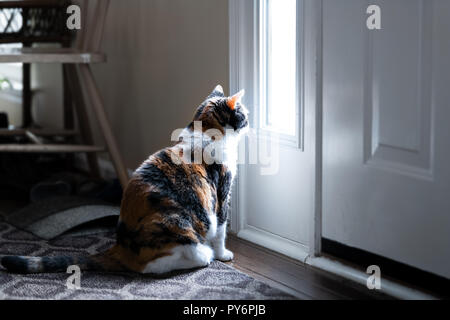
[265,0,297,136]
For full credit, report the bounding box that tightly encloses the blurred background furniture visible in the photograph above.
[0,0,128,188]
[0,0,71,128]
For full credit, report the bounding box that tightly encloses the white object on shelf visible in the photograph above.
[0,89,22,127]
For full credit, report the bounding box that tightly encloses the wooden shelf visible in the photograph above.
[0,1,62,9]
[0,129,78,137]
[0,144,105,153]
[0,48,106,64]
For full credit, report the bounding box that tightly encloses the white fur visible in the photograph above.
[142,222,233,274]
[206,214,217,240]
[177,123,246,178]
[211,223,234,261]
[221,125,242,177]
[142,243,214,274]
[214,85,224,94]
[178,127,205,152]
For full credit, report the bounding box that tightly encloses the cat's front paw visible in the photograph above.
[215,248,234,262]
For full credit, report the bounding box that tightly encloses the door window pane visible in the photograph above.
[263,0,297,136]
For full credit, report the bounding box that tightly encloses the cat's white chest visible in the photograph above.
[220,127,240,177]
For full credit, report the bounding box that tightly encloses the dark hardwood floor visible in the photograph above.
[225,234,394,300]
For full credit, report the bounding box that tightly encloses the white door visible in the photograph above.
[322,0,450,278]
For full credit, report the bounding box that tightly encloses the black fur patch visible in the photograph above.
[41,256,74,272]
[117,220,199,253]
[1,255,75,273]
[217,170,233,225]
[117,221,142,253]
[137,150,211,231]
[1,256,29,274]
[229,105,248,131]
[205,163,232,225]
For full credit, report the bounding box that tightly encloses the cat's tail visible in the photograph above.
[0,246,126,274]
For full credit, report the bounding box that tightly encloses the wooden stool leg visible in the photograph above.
[63,64,75,169]
[64,64,101,178]
[62,41,74,130]
[78,64,129,188]
[22,62,32,128]
[63,67,74,130]
[22,19,32,128]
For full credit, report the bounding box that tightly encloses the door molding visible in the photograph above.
[228,0,324,259]
[362,0,434,181]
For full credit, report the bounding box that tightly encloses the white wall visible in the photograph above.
[34,0,230,170]
[32,48,64,129]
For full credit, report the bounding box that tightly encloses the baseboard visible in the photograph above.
[305,255,438,300]
[237,226,309,262]
[322,238,449,299]
[234,227,440,299]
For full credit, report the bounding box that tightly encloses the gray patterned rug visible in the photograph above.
[0,221,295,300]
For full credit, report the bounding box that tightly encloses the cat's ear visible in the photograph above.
[209,85,225,98]
[227,89,245,110]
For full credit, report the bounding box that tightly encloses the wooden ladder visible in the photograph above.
[0,0,129,188]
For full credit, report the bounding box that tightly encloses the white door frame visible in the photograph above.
[228,0,324,258]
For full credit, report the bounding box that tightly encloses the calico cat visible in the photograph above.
[1,85,249,274]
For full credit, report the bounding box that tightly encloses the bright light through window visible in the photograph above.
[262,0,297,136]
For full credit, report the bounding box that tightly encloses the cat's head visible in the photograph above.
[192,85,249,135]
